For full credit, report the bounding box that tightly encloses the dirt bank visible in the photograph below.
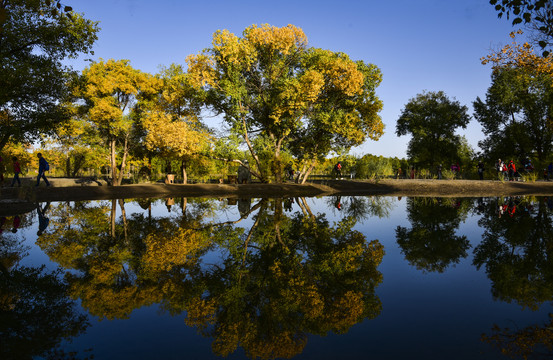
[3,177,553,206]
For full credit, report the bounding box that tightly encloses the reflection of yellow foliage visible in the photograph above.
[70,282,162,320]
[483,314,553,359]
[212,322,242,357]
[243,330,307,360]
[324,291,365,334]
[142,228,209,272]
[88,257,124,284]
[184,298,217,330]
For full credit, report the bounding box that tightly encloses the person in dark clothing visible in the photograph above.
[477,161,484,180]
[10,156,21,187]
[36,152,50,187]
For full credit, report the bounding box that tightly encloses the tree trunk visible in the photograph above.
[274,137,284,183]
[116,135,129,186]
[110,139,118,186]
[110,199,116,238]
[181,159,188,184]
[240,115,266,182]
[300,159,317,184]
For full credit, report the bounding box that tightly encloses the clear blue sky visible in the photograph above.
[67,0,519,159]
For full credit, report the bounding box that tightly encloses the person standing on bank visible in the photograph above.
[10,156,21,187]
[36,153,50,187]
[477,161,484,180]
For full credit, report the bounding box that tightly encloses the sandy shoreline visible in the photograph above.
[3,178,553,214]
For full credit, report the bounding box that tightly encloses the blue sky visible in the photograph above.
[67,0,519,158]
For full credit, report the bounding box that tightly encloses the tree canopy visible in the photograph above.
[489,0,553,56]
[395,91,471,168]
[475,59,553,162]
[0,0,98,151]
[186,24,383,182]
[77,59,159,186]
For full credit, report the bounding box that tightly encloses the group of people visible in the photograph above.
[0,152,50,187]
[495,159,520,181]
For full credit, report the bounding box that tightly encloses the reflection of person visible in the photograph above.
[11,215,21,233]
[37,202,50,236]
[36,152,50,187]
[334,196,342,211]
[0,155,4,186]
[0,216,6,234]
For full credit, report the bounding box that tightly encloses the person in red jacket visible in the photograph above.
[10,156,21,187]
[508,160,516,181]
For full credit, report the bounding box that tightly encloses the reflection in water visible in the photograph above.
[0,235,89,359]
[4,196,553,359]
[473,197,553,359]
[396,197,472,273]
[32,197,384,359]
[473,197,553,310]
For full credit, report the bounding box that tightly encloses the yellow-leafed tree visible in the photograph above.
[186,24,383,183]
[77,59,159,186]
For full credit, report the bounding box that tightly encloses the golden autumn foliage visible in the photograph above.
[185,23,383,182]
[142,111,211,158]
[482,31,553,78]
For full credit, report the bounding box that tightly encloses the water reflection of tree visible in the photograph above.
[326,196,394,219]
[184,199,384,359]
[473,197,553,310]
[35,197,384,359]
[482,314,553,360]
[395,197,471,273]
[0,236,89,359]
[474,197,553,359]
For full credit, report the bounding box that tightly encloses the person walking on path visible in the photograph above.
[36,153,50,187]
[0,155,4,186]
[10,156,21,187]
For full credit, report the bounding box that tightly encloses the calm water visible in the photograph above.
[1,196,553,360]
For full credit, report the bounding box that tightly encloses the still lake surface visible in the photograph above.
[1,195,553,360]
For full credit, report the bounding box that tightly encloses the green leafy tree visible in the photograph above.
[396,91,471,169]
[474,65,553,162]
[0,235,89,359]
[395,197,471,273]
[186,24,383,182]
[0,0,98,151]
[489,0,553,56]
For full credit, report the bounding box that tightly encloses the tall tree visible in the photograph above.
[186,24,383,182]
[0,0,98,151]
[77,59,159,186]
[395,91,470,168]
